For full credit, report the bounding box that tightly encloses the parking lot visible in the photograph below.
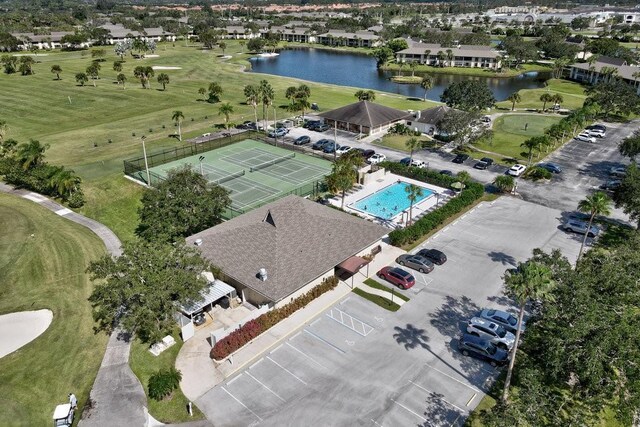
[195,197,582,426]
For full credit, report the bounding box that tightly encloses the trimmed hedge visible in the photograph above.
[210,276,339,360]
[381,162,485,247]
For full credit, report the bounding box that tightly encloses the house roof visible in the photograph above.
[570,57,639,80]
[186,195,388,303]
[413,105,453,125]
[319,101,412,128]
[317,30,380,40]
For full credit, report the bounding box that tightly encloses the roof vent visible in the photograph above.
[194,238,203,246]
[258,268,267,282]
[264,210,276,227]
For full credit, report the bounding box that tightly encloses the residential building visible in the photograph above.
[222,25,258,39]
[186,195,388,308]
[11,32,73,50]
[568,56,640,93]
[405,106,453,135]
[100,23,176,44]
[396,43,501,69]
[316,30,381,48]
[261,26,316,43]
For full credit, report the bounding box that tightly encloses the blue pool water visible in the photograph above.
[350,182,433,220]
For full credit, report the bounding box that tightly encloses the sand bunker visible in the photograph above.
[145,54,160,58]
[0,309,53,358]
[152,66,182,70]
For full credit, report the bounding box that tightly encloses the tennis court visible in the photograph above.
[142,139,332,214]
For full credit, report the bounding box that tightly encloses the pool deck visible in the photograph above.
[329,172,454,229]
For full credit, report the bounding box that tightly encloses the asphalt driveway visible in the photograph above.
[195,197,582,426]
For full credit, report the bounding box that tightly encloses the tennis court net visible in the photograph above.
[250,153,296,172]
[206,169,245,185]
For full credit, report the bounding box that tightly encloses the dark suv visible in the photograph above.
[417,249,447,265]
[452,154,470,164]
[458,333,509,367]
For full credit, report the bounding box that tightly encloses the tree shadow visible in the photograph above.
[429,295,480,338]
[393,324,430,351]
[417,392,463,427]
[486,294,516,308]
[487,251,517,266]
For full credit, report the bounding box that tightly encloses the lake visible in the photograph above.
[248,48,549,102]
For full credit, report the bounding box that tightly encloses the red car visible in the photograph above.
[377,267,415,290]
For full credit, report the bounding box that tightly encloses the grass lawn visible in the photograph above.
[352,288,401,312]
[129,332,204,423]
[363,278,410,302]
[374,134,433,153]
[0,41,432,241]
[496,79,588,111]
[383,62,551,78]
[473,114,563,161]
[0,193,107,425]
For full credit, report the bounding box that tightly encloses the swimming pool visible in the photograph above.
[350,181,433,220]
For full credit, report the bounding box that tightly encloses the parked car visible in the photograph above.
[467,317,516,350]
[600,179,621,191]
[396,254,434,274]
[507,164,527,177]
[588,129,606,138]
[458,333,509,367]
[293,135,311,145]
[562,219,600,237]
[439,169,453,176]
[610,166,627,178]
[400,158,427,168]
[315,123,331,132]
[586,124,607,132]
[537,162,562,174]
[481,116,491,123]
[312,139,333,150]
[303,120,321,129]
[368,153,387,164]
[377,266,415,289]
[416,248,447,265]
[474,157,494,170]
[360,149,376,160]
[268,128,288,138]
[452,153,470,164]
[575,133,596,143]
[335,145,352,155]
[323,141,341,153]
[479,308,525,334]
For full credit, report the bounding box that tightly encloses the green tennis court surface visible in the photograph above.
[145,139,331,213]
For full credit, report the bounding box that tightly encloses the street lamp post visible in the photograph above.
[141,135,150,186]
[273,105,277,147]
[199,155,205,176]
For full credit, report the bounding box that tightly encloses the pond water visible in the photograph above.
[248,48,549,102]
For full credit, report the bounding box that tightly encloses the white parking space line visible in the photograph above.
[269,344,282,354]
[325,307,374,337]
[424,365,481,393]
[370,418,384,426]
[285,342,328,369]
[390,399,428,422]
[304,329,346,354]
[245,371,286,402]
[466,393,477,407]
[249,358,264,370]
[409,380,467,413]
[221,386,262,422]
[266,356,308,385]
[339,296,351,305]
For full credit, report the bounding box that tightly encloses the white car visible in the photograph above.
[368,153,387,164]
[588,129,606,138]
[411,159,427,169]
[575,133,596,143]
[507,164,527,177]
[335,145,352,155]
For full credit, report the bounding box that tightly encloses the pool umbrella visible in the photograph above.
[451,181,465,191]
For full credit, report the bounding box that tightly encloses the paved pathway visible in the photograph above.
[0,183,147,427]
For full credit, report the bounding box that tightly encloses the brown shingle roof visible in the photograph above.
[414,105,453,125]
[186,195,388,303]
[319,101,411,128]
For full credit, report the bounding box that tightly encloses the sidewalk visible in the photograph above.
[177,281,353,401]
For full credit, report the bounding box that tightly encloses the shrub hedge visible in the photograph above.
[210,276,339,360]
[381,162,485,247]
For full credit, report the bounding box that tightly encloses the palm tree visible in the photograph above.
[437,50,445,67]
[198,87,207,100]
[354,90,375,101]
[551,94,563,111]
[397,61,405,77]
[502,261,555,403]
[409,61,417,77]
[540,93,553,111]
[207,82,223,103]
[219,41,227,55]
[218,102,234,129]
[244,84,261,125]
[75,72,88,86]
[49,167,80,198]
[405,184,424,226]
[577,191,611,260]
[420,75,433,101]
[259,80,274,132]
[172,110,184,141]
[445,49,454,67]
[405,137,421,163]
[117,73,127,89]
[113,60,123,73]
[507,92,521,111]
[16,139,49,170]
[494,175,515,193]
[423,49,431,65]
[521,137,542,165]
[157,73,170,91]
[50,64,62,80]
[632,71,640,90]
[325,153,361,209]
[587,54,598,83]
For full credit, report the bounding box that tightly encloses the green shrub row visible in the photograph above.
[383,163,485,246]
[210,276,339,360]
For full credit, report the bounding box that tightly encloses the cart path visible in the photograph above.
[0,183,147,427]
